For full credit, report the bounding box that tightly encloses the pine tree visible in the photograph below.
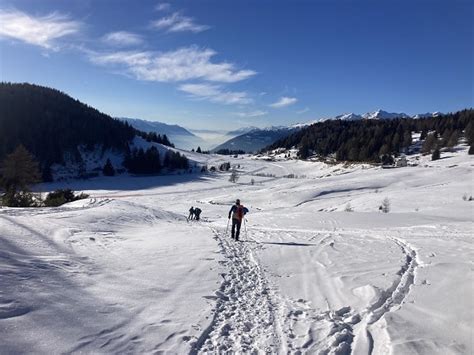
[0,145,41,206]
[447,130,460,149]
[0,145,41,193]
[422,133,437,154]
[431,148,441,161]
[196,146,202,153]
[103,158,116,176]
[402,131,412,149]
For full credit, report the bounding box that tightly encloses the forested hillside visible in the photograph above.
[266,109,474,161]
[0,83,136,175]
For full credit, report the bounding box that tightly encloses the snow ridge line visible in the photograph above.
[190,228,281,354]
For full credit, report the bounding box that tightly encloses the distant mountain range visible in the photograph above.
[225,126,261,136]
[325,109,441,122]
[266,108,472,163]
[212,126,299,153]
[212,110,442,153]
[120,117,207,151]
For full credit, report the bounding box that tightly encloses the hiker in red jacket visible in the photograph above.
[228,199,249,241]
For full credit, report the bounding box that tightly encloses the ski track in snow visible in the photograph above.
[192,221,422,354]
[352,236,420,354]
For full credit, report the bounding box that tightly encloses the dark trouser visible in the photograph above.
[231,218,242,240]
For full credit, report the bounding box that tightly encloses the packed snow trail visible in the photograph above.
[192,228,283,353]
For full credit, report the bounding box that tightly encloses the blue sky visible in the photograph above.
[0,0,472,130]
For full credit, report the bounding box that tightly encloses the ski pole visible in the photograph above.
[244,218,248,240]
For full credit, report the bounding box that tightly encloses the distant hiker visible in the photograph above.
[228,199,249,241]
[194,207,202,221]
[188,207,195,220]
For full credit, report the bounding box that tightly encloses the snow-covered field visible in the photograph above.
[1,148,472,354]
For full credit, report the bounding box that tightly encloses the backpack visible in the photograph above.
[236,205,244,220]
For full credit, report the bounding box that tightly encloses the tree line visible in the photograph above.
[123,147,188,174]
[266,109,473,162]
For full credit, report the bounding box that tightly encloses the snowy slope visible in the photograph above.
[1,144,472,354]
[335,113,363,121]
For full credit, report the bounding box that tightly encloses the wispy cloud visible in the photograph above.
[296,107,310,114]
[89,46,256,83]
[101,31,143,47]
[270,96,298,108]
[235,110,267,117]
[179,83,251,105]
[151,12,209,33]
[155,3,171,12]
[0,8,81,50]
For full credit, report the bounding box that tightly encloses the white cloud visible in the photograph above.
[151,12,209,33]
[89,46,256,83]
[101,31,143,47]
[155,3,171,11]
[270,96,298,108]
[0,9,81,49]
[296,107,310,114]
[179,83,252,105]
[235,110,267,117]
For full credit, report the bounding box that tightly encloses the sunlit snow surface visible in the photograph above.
[1,147,472,354]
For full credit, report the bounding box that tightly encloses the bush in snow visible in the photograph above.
[229,169,239,183]
[380,198,390,213]
[44,189,89,207]
[381,154,394,166]
[219,162,231,171]
[2,191,41,207]
[102,158,115,176]
[431,148,441,161]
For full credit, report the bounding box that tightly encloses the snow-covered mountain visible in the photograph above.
[290,119,320,129]
[120,117,207,151]
[335,113,363,121]
[213,126,298,153]
[413,111,442,119]
[323,110,441,122]
[226,126,261,136]
[362,109,411,120]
